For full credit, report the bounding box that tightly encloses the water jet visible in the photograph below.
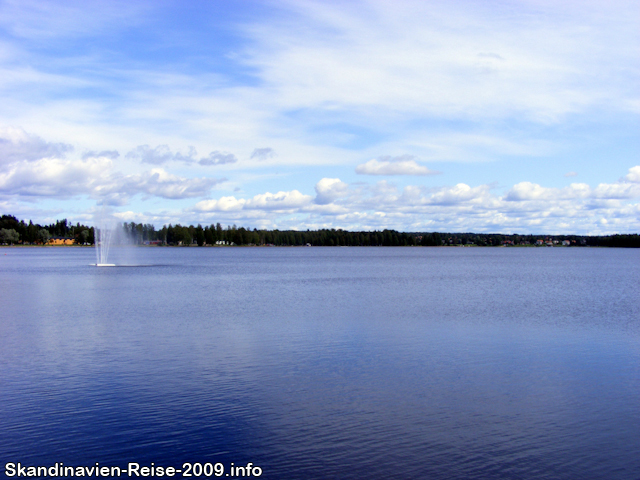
[92,207,143,267]
[93,208,125,266]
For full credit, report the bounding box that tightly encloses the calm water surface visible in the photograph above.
[1,247,639,479]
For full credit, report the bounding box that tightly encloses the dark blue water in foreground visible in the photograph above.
[1,247,639,479]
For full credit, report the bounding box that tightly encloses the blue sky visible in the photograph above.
[0,0,638,234]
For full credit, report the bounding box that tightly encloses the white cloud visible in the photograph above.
[625,166,640,183]
[0,156,111,197]
[0,3,637,235]
[195,196,245,212]
[246,190,312,210]
[0,154,223,204]
[505,182,551,201]
[562,183,591,199]
[355,156,438,176]
[0,126,72,166]
[2,0,634,172]
[506,169,640,202]
[196,190,312,212]
[125,144,238,166]
[104,169,222,201]
[198,151,238,166]
[125,145,196,165]
[0,128,228,209]
[82,150,119,160]
[314,178,348,204]
[241,0,639,122]
[185,165,640,234]
[593,182,640,200]
[428,183,492,206]
[250,148,276,160]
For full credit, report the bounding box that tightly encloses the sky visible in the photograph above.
[0,0,638,234]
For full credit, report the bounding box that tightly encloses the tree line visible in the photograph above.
[2,214,639,248]
[0,215,94,245]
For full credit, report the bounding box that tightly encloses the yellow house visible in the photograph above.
[49,237,75,245]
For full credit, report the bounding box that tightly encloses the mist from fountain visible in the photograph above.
[95,228,115,266]
[94,207,132,267]
[94,207,147,267]
[95,210,116,266]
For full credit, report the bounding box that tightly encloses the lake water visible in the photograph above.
[1,246,639,479]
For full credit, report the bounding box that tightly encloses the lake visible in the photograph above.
[1,246,639,479]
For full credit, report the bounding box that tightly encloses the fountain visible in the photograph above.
[93,207,144,267]
[94,208,118,267]
[95,227,115,267]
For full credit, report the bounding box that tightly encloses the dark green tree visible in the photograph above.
[0,228,20,244]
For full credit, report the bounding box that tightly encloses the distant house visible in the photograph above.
[49,237,74,245]
[536,239,544,246]
[562,240,571,246]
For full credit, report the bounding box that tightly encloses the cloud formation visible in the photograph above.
[187,166,640,235]
[250,148,276,160]
[125,145,237,166]
[241,1,638,124]
[0,127,72,166]
[125,145,196,165]
[198,151,238,166]
[0,156,111,197]
[356,155,439,176]
[97,169,222,204]
[196,190,312,213]
[82,150,120,160]
[0,155,223,202]
[0,133,225,205]
[0,2,637,235]
[315,178,349,205]
[625,166,640,183]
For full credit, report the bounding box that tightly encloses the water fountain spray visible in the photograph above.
[95,208,116,267]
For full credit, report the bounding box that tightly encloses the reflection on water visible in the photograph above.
[1,247,639,479]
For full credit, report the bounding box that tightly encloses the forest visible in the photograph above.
[1,214,639,248]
